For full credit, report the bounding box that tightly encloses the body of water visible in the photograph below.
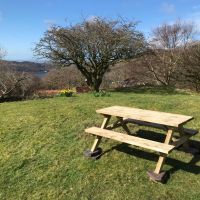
[34,71,48,78]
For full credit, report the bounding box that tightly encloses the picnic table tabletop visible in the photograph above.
[96,106,193,128]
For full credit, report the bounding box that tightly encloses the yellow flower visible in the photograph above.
[59,89,74,96]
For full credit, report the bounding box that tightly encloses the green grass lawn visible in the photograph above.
[0,88,200,200]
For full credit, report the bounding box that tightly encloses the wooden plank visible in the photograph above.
[154,129,174,174]
[96,106,193,128]
[90,115,111,152]
[86,127,175,154]
[183,128,198,135]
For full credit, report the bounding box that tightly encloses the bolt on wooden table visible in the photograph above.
[84,106,199,182]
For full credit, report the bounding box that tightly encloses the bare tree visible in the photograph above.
[34,17,147,92]
[145,20,195,86]
[0,48,41,101]
[0,65,27,100]
[0,50,26,100]
[180,42,200,91]
[0,66,39,101]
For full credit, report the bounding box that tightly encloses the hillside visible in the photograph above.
[1,60,53,73]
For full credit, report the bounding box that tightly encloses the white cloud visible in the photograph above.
[161,2,175,14]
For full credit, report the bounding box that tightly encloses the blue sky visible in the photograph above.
[0,0,200,61]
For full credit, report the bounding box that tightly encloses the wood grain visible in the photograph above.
[96,106,193,127]
[90,115,111,152]
[86,127,175,154]
[154,129,174,174]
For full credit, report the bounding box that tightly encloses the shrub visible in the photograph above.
[35,90,60,98]
[58,89,75,97]
[93,90,111,97]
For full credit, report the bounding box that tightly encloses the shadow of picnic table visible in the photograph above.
[102,129,200,175]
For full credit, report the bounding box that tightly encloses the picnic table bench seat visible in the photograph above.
[85,127,175,154]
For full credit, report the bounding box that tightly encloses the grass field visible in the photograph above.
[0,88,200,200]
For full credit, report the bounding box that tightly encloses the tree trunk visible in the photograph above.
[93,85,100,92]
[93,78,102,92]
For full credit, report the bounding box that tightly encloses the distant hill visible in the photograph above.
[1,60,53,73]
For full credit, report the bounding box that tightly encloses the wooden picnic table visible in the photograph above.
[84,106,198,182]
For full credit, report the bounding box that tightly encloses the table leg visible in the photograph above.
[84,115,111,159]
[91,115,111,152]
[117,117,132,135]
[179,126,190,149]
[147,128,174,182]
[177,126,199,154]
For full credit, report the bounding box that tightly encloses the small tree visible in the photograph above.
[34,17,146,92]
[145,20,195,86]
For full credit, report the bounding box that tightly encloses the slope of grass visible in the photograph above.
[0,90,200,200]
